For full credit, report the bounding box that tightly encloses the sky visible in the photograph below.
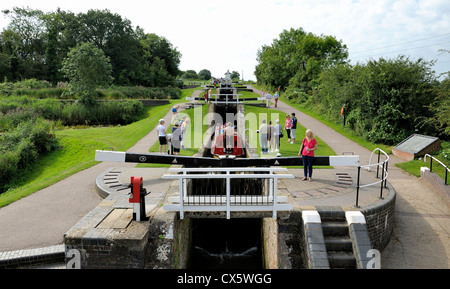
[1,0,449,81]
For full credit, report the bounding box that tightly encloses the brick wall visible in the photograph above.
[420,167,450,208]
[360,182,396,251]
[392,148,414,161]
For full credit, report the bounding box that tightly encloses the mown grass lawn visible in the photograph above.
[243,105,335,168]
[140,100,336,168]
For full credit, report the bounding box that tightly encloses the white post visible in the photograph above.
[269,170,273,201]
[273,176,278,219]
[179,178,184,219]
[226,171,231,219]
[134,203,141,221]
[183,171,187,199]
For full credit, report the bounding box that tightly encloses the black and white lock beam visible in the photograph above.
[95,150,360,167]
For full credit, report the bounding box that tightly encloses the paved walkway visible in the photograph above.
[0,88,448,269]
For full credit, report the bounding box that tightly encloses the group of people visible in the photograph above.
[160,104,318,182]
[257,112,298,152]
[261,91,279,108]
[157,106,190,155]
[258,112,318,182]
[257,119,283,153]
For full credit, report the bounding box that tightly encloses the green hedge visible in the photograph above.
[0,96,145,127]
[0,79,181,100]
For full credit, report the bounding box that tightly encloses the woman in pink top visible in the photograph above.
[285,115,292,142]
[298,129,318,182]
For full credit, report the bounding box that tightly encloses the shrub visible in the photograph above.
[0,117,57,193]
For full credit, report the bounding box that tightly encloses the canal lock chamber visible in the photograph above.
[175,100,300,269]
[187,102,263,269]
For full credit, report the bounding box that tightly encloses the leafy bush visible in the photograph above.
[0,108,39,132]
[0,117,57,193]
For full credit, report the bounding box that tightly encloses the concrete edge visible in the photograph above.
[0,244,65,269]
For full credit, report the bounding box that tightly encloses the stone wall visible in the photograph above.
[276,211,305,269]
[262,218,278,268]
[64,221,151,269]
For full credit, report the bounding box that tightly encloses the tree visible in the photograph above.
[182,70,198,80]
[138,33,181,86]
[230,71,240,81]
[60,42,113,104]
[198,69,211,80]
[429,77,450,138]
[1,7,46,80]
[77,9,142,85]
[255,28,348,93]
[0,7,181,87]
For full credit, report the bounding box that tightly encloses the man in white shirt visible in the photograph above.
[265,93,272,108]
[258,119,269,154]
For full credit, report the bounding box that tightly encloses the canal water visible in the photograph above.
[189,218,262,269]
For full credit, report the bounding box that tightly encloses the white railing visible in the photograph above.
[424,154,449,185]
[355,148,390,207]
[163,167,294,219]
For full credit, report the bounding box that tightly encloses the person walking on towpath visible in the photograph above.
[265,92,272,108]
[273,91,279,107]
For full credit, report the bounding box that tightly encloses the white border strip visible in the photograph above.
[329,156,360,167]
[345,211,366,224]
[302,210,321,224]
[95,150,126,162]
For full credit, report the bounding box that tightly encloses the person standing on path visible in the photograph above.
[180,117,190,150]
[290,113,297,144]
[157,119,168,154]
[274,119,282,151]
[273,91,279,107]
[268,120,275,152]
[285,115,292,143]
[171,122,182,155]
[258,119,269,154]
[298,129,318,182]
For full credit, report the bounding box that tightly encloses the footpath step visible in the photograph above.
[318,208,357,269]
[327,251,356,269]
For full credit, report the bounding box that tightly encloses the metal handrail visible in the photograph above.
[355,148,390,207]
[424,154,449,185]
